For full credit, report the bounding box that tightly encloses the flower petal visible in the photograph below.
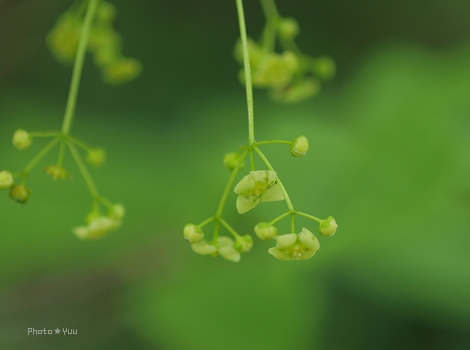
[261,184,284,202]
[234,175,256,195]
[191,241,217,255]
[298,228,320,251]
[236,195,261,214]
[219,246,241,263]
[268,247,293,261]
[274,233,298,249]
[298,249,317,260]
[250,170,277,187]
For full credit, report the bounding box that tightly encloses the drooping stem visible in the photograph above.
[235,0,255,146]
[61,0,99,135]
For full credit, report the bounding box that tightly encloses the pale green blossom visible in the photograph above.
[268,228,320,261]
[234,170,284,214]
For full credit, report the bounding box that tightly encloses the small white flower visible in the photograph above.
[268,228,320,261]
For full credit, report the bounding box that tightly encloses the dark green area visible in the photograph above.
[0,0,469,349]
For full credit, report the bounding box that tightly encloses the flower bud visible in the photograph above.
[184,224,205,243]
[9,185,31,204]
[254,222,278,240]
[45,165,69,180]
[319,216,337,236]
[0,170,14,190]
[312,56,336,80]
[101,57,142,85]
[12,129,32,150]
[223,152,244,171]
[290,135,309,157]
[86,148,106,167]
[278,18,299,39]
[109,203,125,221]
[234,235,253,253]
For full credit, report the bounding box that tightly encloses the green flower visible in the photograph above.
[290,135,309,157]
[0,170,14,190]
[234,170,284,214]
[217,237,241,263]
[254,222,278,240]
[73,204,124,240]
[318,216,338,236]
[73,216,119,240]
[184,224,205,243]
[12,129,32,150]
[86,148,106,167]
[252,51,299,89]
[9,185,31,204]
[45,165,69,180]
[268,228,320,261]
[234,235,253,253]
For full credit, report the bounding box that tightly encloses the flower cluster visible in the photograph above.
[184,135,337,263]
[47,0,141,85]
[234,16,334,103]
[73,204,125,240]
[185,224,253,263]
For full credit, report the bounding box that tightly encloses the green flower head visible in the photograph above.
[234,170,284,214]
[268,228,320,261]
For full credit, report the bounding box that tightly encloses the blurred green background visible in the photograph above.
[1,0,470,349]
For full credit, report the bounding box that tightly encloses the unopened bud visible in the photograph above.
[12,129,32,150]
[235,235,253,253]
[10,185,31,204]
[290,135,309,157]
[254,222,278,240]
[319,216,337,236]
[0,171,14,190]
[278,18,299,39]
[184,224,205,243]
[223,152,245,171]
[86,148,106,167]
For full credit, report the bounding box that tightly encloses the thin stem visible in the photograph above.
[67,142,99,199]
[61,0,99,135]
[269,211,290,225]
[256,140,291,146]
[254,146,294,212]
[235,0,255,145]
[219,217,241,239]
[296,211,322,223]
[260,0,280,53]
[22,137,60,180]
[199,216,215,228]
[216,149,248,217]
[57,137,67,166]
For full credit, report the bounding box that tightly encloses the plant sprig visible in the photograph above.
[184,0,337,262]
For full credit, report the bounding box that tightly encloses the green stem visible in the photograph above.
[256,140,291,146]
[296,211,322,223]
[57,137,67,166]
[61,0,99,135]
[219,217,241,239]
[236,0,255,146]
[67,142,99,199]
[254,146,294,212]
[22,137,60,181]
[216,149,248,216]
[269,211,290,225]
[260,0,280,53]
[199,216,215,228]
